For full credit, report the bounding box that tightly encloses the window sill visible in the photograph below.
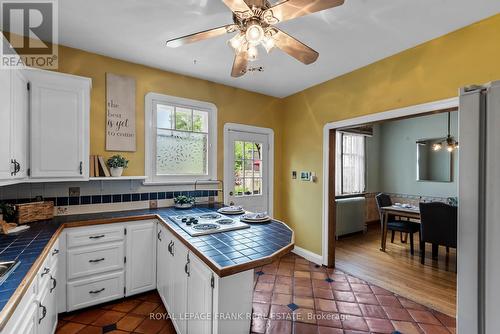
[335,193,367,200]
[142,179,221,186]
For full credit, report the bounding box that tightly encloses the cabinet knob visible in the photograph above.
[157,230,162,241]
[52,249,59,256]
[50,276,57,293]
[41,267,50,277]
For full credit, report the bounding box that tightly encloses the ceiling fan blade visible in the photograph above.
[273,29,319,64]
[264,0,344,23]
[222,0,253,19]
[231,50,248,77]
[167,24,237,48]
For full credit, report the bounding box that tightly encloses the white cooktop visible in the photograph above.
[169,213,249,236]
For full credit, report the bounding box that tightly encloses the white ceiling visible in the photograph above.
[57,0,500,98]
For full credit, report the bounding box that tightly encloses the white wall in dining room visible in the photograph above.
[365,112,458,198]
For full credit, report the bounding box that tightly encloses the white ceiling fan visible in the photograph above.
[166,0,345,77]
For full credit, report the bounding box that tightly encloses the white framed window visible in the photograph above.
[145,93,217,184]
[335,132,366,195]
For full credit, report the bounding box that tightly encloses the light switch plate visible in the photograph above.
[68,187,80,197]
[149,200,158,209]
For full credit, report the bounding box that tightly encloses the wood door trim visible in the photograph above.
[327,129,336,267]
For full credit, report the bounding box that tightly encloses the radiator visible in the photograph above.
[336,197,366,237]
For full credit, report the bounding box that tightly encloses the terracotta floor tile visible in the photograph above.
[111,299,141,313]
[313,288,334,300]
[408,309,441,325]
[311,271,328,280]
[92,310,126,326]
[254,291,273,303]
[294,277,313,287]
[448,326,457,334]
[294,296,315,309]
[315,298,338,312]
[310,265,326,272]
[70,309,106,325]
[73,325,101,334]
[295,258,309,265]
[331,282,351,291]
[138,291,162,303]
[259,274,277,284]
[354,293,379,305]
[293,321,319,334]
[252,318,269,334]
[370,285,393,295]
[376,295,402,307]
[336,302,362,316]
[312,279,331,290]
[256,282,275,292]
[347,276,366,284]
[274,283,292,294]
[315,311,342,328]
[254,302,271,318]
[333,291,356,302]
[263,264,278,274]
[55,322,87,334]
[391,320,422,334]
[294,285,313,297]
[134,318,169,334]
[365,317,394,333]
[318,326,343,334]
[343,331,370,334]
[419,323,452,334]
[433,310,457,327]
[359,304,387,319]
[116,314,145,332]
[265,319,292,334]
[294,271,311,278]
[276,275,293,285]
[398,296,428,310]
[341,315,369,331]
[269,304,293,321]
[293,308,317,324]
[277,267,293,276]
[130,301,160,316]
[296,263,311,271]
[272,293,292,305]
[158,319,177,334]
[350,283,372,293]
[383,305,413,321]
[329,274,348,282]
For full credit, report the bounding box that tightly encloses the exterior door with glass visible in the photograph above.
[226,130,270,214]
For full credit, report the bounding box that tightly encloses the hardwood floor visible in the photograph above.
[335,224,457,317]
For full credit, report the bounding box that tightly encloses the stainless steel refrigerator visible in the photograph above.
[458,81,500,334]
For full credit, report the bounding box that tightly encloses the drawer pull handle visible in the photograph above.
[52,249,59,256]
[89,235,105,239]
[50,276,57,293]
[89,288,105,294]
[41,267,50,277]
[89,258,105,263]
[157,230,162,241]
[38,303,47,324]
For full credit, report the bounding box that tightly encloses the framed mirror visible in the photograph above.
[416,138,452,182]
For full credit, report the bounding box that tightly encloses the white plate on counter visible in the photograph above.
[217,207,245,215]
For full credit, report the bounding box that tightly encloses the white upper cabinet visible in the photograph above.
[26,69,90,180]
[11,70,29,180]
[0,68,13,181]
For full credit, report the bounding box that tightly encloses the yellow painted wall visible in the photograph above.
[55,46,284,218]
[280,13,500,254]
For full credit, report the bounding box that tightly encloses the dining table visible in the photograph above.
[380,205,421,252]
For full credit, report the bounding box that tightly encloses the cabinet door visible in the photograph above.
[125,220,157,296]
[171,239,189,334]
[38,279,57,334]
[164,228,176,316]
[156,224,168,304]
[11,70,29,179]
[0,68,12,180]
[187,254,213,334]
[28,70,89,179]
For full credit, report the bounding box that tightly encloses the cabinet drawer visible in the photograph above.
[67,242,124,280]
[67,271,124,311]
[67,225,124,248]
[38,250,58,294]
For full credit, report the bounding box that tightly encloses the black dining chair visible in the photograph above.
[419,202,457,265]
[375,193,420,255]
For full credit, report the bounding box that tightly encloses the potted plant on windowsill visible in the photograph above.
[174,195,195,209]
[106,155,129,177]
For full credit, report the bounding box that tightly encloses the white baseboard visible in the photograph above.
[292,246,323,265]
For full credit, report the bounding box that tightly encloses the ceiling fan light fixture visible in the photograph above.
[262,36,275,53]
[247,45,259,61]
[245,22,264,44]
[228,33,245,52]
[433,143,442,151]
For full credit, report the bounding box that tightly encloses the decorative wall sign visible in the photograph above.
[106,73,136,152]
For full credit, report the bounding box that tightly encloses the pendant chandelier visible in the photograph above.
[432,112,459,152]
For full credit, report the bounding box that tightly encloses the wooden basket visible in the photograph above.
[16,201,54,224]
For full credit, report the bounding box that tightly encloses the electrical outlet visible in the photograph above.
[69,187,80,197]
[149,200,158,209]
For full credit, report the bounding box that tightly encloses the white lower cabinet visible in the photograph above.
[156,222,253,334]
[125,220,157,296]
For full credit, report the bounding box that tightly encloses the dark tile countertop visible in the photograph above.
[0,206,294,313]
